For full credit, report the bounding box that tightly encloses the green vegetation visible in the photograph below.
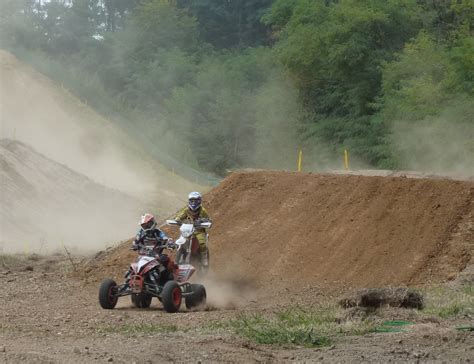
[1,0,472,176]
[0,253,30,269]
[421,284,474,319]
[213,306,377,347]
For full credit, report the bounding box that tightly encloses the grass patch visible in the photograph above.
[229,313,331,347]
[421,284,474,319]
[99,323,179,335]
[0,254,27,269]
[222,306,377,347]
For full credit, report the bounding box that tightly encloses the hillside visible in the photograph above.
[208,171,473,288]
[87,171,473,290]
[0,49,200,208]
[0,139,145,253]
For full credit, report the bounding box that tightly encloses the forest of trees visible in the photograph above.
[1,0,472,176]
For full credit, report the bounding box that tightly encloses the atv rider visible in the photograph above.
[132,213,175,282]
[174,192,211,268]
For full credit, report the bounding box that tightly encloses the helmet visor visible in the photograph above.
[141,220,155,230]
[189,198,201,210]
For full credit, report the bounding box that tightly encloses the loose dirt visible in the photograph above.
[0,253,472,363]
[41,170,469,363]
[90,170,473,293]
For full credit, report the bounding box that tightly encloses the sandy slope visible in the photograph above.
[0,49,199,206]
[0,139,144,253]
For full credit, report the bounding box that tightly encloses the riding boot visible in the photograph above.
[200,250,209,267]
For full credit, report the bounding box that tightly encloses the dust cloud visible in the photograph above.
[247,75,303,171]
[391,104,474,178]
[201,274,257,310]
[0,50,158,196]
[0,50,194,254]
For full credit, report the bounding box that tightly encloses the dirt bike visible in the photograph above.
[166,219,212,275]
[98,243,206,313]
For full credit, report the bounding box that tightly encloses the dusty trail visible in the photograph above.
[0,255,472,363]
[89,171,473,294]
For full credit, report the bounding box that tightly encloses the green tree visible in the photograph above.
[179,0,273,49]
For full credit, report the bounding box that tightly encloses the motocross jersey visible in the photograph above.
[174,206,211,232]
[134,228,168,253]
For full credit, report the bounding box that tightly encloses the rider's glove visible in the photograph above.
[131,244,139,251]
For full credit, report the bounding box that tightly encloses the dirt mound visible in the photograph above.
[87,170,473,290]
[207,171,473,288]
[0,139,144,253]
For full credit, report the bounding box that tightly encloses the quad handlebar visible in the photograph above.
[130,239,176,255]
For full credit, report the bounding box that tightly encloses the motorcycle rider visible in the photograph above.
[132,213,175,282]
[174,192,211,268]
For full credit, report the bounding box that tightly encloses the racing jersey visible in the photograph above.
[133,228,168,253]
[174,206,211,233]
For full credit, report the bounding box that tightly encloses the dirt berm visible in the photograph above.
[87,170,473,290]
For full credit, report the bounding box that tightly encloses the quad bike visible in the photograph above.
[166,219,212,275]
[98,244,206,312]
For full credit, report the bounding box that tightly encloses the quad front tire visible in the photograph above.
[99,279,118,309]
[161,281,182,313]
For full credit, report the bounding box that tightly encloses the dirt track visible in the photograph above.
[90,171,473,291]
[0,255,473,363]
[26,170,467,363]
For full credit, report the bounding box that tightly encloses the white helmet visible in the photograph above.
[140,213,156,231]
[188,191,202,212]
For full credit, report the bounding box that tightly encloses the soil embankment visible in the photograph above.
[208,171,473,288]
[0,49,198,207]
[0,139,142,253]
[88,170,473,290]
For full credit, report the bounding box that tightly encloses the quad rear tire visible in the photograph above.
[131,293,152,308]
[99,279,118,309]
[161,281,182,313]
[185,284,207,310]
